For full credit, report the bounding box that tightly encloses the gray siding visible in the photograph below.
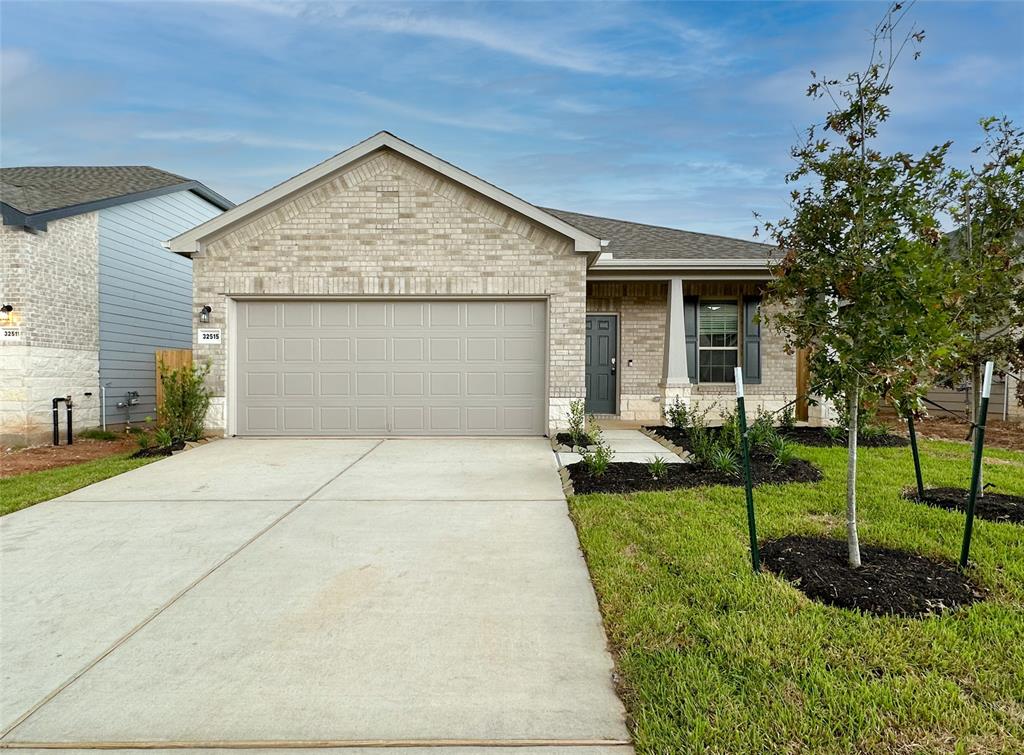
[98,191,222,425]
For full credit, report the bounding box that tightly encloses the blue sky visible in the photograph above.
[2,1,1021,240]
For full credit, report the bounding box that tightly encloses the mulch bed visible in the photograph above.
[761,535,984,618]
[566,458,821,495]
[645,425,909,449]
[131,441,186,458]
[903,486,1024,525]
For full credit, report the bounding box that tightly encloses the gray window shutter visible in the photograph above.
[684,296,698,382]
[743,296,762,384]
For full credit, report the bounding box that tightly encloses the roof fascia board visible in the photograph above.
[591,258,775,269]
[1,181,233,232]
[166,132,602,254]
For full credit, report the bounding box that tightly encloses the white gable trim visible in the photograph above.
[166,131,602,254]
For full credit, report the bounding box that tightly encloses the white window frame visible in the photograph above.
[697,298,741,384]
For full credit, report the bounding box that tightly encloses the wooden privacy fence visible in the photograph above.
[155,349,193,419]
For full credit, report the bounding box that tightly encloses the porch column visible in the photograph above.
[663,276,689,386]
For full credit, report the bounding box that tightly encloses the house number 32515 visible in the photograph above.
[198,329,222,344]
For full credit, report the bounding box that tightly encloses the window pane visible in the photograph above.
[698,348,739,382]
[699,302,738,337]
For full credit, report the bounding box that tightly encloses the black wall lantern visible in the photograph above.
[0,304,13,323]
[199,305,212,323]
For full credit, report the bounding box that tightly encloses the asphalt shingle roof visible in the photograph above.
[543,207,777,261]
[0,166,198,215]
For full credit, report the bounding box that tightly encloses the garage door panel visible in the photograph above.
[319,373,351,396]
[236,300,545,436]
[356,302,387,327]
[283,302,314,328]
[319,338,351,361]
[393,373,425,396]
[283,373,314,397]
[320,407,352,431]
[283,339,314,362]
[319,302,351,327]
[246,373,278,397]
[393,338,425,361]
[356,407,388,432]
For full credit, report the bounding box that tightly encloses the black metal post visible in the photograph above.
[907,412,924,499]
[735,368,760,572]
[960,362,993,570]
[52,397,60,446]
[66,397,73,445]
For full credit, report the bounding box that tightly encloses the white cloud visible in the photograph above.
[136,129,335,152]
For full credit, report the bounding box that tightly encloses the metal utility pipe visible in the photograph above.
[52,396,73,446]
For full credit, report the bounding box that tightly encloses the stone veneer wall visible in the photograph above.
[586,282,667,421]
[0,214,101,445]
[585,280,803,424]
[192,148,588,435]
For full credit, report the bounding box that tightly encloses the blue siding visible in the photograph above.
[98,191,221,425]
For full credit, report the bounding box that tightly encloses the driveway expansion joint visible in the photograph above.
[0,440,385,741]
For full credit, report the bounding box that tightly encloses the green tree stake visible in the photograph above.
[960,361,994,570]
[907,412,925,500]
[735,367,760,572]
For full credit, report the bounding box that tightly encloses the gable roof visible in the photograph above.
[167,131,602,255]
[1,166,233,231]
[543,208,776,262]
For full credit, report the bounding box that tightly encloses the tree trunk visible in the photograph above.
[846,383,862,568]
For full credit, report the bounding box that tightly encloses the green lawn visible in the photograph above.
[569,438,1024,754]
[1,453,157,516]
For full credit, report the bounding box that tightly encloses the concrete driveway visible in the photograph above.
[0,438,631,753]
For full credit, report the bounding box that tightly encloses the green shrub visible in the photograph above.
[766,434,797,467]
[664,396,689,428]
[825,424,847,444]
[778,402,797,432]
[580,422,613,476]
[136,432,152,450]
[646,456,668,480]
[708,445,740,477]
[154,427,173,447]
[565,399,591,448]
[158,361,212,442]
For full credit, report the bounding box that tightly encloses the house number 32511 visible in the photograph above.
[198,329,222,344]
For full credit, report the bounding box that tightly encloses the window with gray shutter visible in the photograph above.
[698,301,739,383]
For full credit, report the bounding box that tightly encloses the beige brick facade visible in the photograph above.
[586,282,667,421]
[191,149,588,434]
[1,213,101,444]
[585,280,800,424]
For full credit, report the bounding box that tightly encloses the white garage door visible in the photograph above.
[235,300,547,436]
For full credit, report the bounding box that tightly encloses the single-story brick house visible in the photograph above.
[168,132,826,437]
[1,167,232,445]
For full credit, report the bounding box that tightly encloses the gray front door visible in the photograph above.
[585,315,617,414]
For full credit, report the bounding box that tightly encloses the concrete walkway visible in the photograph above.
[555,429,684,467]
[0,438,631,753]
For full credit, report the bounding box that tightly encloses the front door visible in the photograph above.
[585,315,617,414]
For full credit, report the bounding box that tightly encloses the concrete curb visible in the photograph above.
[640,426,691,462]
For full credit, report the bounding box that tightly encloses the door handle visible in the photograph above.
[611,356,616,375]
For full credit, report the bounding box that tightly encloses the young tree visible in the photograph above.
[757,3,953,567]
[940,118,1024,426]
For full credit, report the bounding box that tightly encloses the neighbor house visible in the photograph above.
[168,131,827,437]
[1,167,232,445]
